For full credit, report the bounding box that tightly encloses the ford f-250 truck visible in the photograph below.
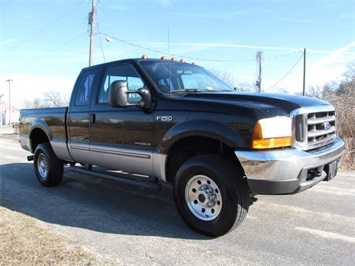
[19,56,345,237]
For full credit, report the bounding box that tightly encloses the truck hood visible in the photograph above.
[181,92,332,118]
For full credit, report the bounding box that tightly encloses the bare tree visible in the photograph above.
[307,85,324,99]
[21,90,67,108]
[22,100,33,109]
[323,63,355,170]
[21,98,45,109]
[235,82,254,92]
[209,69,256,92]
[276,87,289,94]
[33,98,43,108]
[62,93,70,106]
[321,81,338,98]
[43,90,64,107]
[343,62,355,81]
[210,69,240,88]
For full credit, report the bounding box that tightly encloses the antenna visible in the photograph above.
[167,27,170,58]
[303,48,306,96]
[168,28,172,94]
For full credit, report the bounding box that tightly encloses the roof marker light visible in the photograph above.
[160,55,167,60]
[141,54,148,59]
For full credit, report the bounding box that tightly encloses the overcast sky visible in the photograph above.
[1,0,354,107]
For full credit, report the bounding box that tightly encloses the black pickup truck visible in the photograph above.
[19,56,345,236]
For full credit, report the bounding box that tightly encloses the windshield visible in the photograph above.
[139,60,233,93]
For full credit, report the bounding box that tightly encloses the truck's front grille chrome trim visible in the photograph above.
[292,106,337,151]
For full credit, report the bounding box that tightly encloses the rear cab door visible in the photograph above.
[67,67,100,163]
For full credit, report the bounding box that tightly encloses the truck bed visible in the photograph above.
[19,107,68,155]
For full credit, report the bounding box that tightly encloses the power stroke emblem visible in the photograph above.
[156,116,173,122]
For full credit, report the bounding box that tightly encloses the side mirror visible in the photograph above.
[109,80,129,107]
[137,87,153,109]
[109,80,153,110]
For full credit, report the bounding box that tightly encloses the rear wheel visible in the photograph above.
[173,155,249,237]
[33,143,63,187]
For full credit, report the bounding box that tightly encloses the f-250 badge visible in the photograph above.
[156,116,173,122]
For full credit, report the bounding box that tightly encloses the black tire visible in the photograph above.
[33,143,64,187]
[173,155,249,237]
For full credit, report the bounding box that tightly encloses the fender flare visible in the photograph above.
[28,119,53,152]
[159,119,247,154]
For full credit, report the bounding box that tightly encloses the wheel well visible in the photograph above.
[165,136,243,183]
[30,128,50,152]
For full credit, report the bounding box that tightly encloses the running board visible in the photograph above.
[69,166,162,190]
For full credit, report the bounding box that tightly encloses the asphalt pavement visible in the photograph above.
[1,132,354,265]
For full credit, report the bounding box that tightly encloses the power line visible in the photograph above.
[5,1,86,54]
[266,53,304,91]
[99,32,302,63]
[6,32,87,75]
[96,18,106,62]
[100,33,166,57]
[100,32,306,92]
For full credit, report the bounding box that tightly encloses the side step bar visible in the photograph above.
[70,166,162,190]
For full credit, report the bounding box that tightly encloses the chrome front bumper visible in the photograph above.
[235,137,345,194]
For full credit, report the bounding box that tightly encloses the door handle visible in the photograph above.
[90,113,96,124]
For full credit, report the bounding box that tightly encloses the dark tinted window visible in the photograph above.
[75,69,98,106]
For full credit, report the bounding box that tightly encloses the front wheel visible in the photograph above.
[173,155,249,237]
[33,143,63,187]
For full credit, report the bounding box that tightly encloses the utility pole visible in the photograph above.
[88,0,96,66]
[5,79,13,125]
[302,48,306,96]
[256,51,262,92]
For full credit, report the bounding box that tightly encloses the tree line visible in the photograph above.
[22,91,69,109]
[311,63,354,170]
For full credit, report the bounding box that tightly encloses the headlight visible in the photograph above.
[252,117,292,149]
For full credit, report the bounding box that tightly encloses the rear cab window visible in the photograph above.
[74,69,98,106]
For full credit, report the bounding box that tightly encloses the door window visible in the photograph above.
[98,64,144,104]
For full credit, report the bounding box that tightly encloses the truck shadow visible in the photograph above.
[0,163,208,240]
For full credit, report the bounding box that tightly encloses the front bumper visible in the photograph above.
[235,137,345,195]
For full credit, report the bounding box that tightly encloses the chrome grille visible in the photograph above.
[294,108,336,151]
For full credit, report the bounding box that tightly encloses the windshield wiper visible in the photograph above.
[169,88,232,94]
[169,88,199,94]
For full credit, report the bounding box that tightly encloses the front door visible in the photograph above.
[88,63,155,176]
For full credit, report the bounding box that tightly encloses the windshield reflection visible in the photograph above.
[139,60,233,93]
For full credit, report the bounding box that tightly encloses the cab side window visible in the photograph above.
[98,64,144,104]
[75,69,98,106]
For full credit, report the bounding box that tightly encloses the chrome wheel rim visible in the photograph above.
[37,153,49,181]
[185,175,222,221]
